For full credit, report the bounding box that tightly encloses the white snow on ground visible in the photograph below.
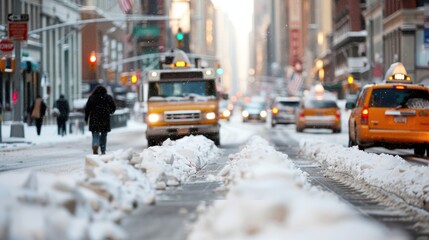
[0,134,221,239]
[299,141,429,213]
[188,136,408,240]
[134,135,222,189]
[1,109,428,239]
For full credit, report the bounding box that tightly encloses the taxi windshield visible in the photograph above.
[370,89,429,109]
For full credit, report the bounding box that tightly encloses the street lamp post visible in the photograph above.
[10,0,25,138]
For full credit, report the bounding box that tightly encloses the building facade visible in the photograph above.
[383,0,429,85]
[0,0,43,121]
[41,0,82,109]
[331,0,367,89]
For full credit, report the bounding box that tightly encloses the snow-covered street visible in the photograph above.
[1,105,429,239]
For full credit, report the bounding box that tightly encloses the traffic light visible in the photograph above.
[0,57,15,73]
[176,28,184,48]
[216,63,223,75]
[89,51,97,71]
[347,75,354,84]
[131,74,138,84]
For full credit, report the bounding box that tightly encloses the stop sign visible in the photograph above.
[0,39,14,52]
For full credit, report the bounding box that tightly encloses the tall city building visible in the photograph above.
[363,0,384,83]
[383,0,429,84]
[331,0,367,89]
[42,0,82,108]
[80,0,129,87]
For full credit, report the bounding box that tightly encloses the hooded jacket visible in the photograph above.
[84,86,116,132]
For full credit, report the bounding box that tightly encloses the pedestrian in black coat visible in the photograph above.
[84,85,116,155]
[29,95,47,136]
[54,94,70,136]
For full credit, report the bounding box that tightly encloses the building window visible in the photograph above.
[416,29,429,66]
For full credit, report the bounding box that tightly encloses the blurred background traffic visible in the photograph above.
[1,0,429,134]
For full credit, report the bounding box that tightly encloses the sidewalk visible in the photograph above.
[0,120,146,149]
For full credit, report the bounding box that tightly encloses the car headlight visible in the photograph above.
[206,112,216,120]
[222,110,231,117]
[242,111,249,118]
[148,113,161,123]
[260,110,267,118]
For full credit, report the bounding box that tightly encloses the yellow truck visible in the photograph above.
[145,50,220,146]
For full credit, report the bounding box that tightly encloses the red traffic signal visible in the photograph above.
[89,51,97,63]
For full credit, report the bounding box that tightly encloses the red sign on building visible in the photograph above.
[8,22,28,41]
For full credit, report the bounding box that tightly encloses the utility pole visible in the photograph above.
[10,0,24,138]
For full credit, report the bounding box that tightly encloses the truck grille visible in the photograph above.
[164,110,201,122]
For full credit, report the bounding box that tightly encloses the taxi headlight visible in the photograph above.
[148,113,161,123]
[206,112,216,120]
[223,110,231,117]
[242,111,249,118]
[260,110,267,118]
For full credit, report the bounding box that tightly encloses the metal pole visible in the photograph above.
[10,0,25,138]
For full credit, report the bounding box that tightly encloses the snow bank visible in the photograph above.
[0,148,158,239]
[0,135,221,239]
[299,141,429,210]
[135,135,222,189]
[188,136,406,240]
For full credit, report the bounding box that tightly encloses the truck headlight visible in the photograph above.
[242,111,249,118]
[148,113,160,123]
[260,110,267,118]
[205,112,216,120]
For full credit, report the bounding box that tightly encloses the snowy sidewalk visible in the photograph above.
[0,120,145,149]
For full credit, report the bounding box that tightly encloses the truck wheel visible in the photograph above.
[414,145,425,156]
[147,138,159,147]
[210,133,220,146]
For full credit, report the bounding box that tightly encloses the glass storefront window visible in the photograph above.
[416,30,429,66]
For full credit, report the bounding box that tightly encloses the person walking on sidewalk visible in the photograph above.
[84,85,116,155]
[29,95,47,136]
[53,94,70,136]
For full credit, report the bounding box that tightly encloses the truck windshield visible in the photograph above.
[148,80,217,100]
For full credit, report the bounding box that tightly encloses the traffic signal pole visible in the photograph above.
[10,0,25,138]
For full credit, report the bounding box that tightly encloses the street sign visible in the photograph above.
[0,39,14,52]
[7,14,29,22]
[8,22,28,41]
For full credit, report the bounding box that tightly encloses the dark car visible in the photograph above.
[241,102,268,122]
[271,96,300,127]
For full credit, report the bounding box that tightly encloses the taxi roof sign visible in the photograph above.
[384,62,412,83]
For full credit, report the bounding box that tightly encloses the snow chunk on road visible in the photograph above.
[136,135,222,187]
[188,136,406,240]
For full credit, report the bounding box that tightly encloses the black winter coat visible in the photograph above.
[84,91,116,132]
[54,97,70,121]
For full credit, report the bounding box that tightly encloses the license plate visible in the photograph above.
[178,128,190,134]
[393,116,407,123]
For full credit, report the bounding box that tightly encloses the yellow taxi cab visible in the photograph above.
[346,62,429,156]
[295,84,342,133]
